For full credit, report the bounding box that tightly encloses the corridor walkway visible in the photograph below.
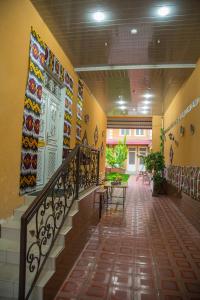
[55,177,200,300]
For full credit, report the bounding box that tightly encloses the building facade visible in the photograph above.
[106,128,152,173]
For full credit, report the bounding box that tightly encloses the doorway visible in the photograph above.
[36,86,65,189]
[127,147,137,173]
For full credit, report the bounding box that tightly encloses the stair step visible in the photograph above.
[13,204,29,219]
[0,263,19,298]
[0,237,64,269]
[0,262,55,299]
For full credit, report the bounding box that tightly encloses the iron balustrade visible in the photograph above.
[18,144,100,300]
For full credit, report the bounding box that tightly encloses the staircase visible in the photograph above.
[0,144,100,300]
[0,195,79,300]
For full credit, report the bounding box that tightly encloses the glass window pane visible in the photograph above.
[129,152,135,164]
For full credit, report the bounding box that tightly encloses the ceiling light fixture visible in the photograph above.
[119,106,126,110]
[93,11,105,22]
[143,100,151,104]
[158,6,170,17]
[131,28,138,34]
[117,100,126,105]
[143,93,153,99]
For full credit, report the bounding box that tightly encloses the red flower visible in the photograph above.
[37,85,42,99]
[32,44,39,59]
[40,53,45,66]
[26,115,33,131]
[28,78,36,94]
[34,119,40,135]
[23,154,31,169]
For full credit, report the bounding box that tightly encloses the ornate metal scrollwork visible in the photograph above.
[19,145,99,300]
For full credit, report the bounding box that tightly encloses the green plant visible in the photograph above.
[160,128,165,154]
[106,137,128,168]
[143,151,165,185]
[106,172,130,182]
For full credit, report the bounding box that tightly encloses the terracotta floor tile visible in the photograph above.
[111,272,133,287]
[108,286,132,300]
[54,177,200,300]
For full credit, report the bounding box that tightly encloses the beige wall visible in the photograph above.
[0,0,106,219]
[152,116,163,152]
[163,59,200,166]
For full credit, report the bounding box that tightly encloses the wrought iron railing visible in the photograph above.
[18,144,100,300]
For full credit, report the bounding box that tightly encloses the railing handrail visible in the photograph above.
[19,143,100,300]
[21,144,98,223]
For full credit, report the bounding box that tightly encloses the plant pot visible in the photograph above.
[111,181,122,185]
[152,178,167,196]
[111,167,125,174]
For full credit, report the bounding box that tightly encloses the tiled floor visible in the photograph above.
[54,176,200,300]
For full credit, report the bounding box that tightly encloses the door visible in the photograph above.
[36,87,64,188]
[127,148,136,173]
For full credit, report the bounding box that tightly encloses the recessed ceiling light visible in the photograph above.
[143,100,151,104]
[105,42,108,46]
[131,28,138,34]
[143,93,153,99]
[158,6,170,17]
[119,106,126,110]
[117,100,126,105]
[93,11,105,22]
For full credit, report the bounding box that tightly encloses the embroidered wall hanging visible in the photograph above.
[45,47,74,158]
[20,29,45,194]
[76,79,84,143]
[20,28,74,194]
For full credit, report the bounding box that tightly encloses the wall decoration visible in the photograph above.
[175,140,179,147]
[45,47,74,158]
[20,29,46,194]
[82,130,88,145]
[100,142,104,156]
[167,165,200,201]
[63,72,73,158]
[169,145,174,165]
[20,28,74,193]
[76,79,84,143]
[84,114,89,124]
[180,126,185,137]
[190,124,195,135]
[164,97,200,134]
[94,126,99,146]
[168,133,174,141]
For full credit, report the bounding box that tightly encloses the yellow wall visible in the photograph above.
[152,116,162,152]
[0,0,106,219]
[164,59,200,166]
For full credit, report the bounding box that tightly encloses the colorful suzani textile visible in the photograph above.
[63,72,73,158]
[20,29,46,194]
[76,79,84,143]
[20,29,74,194]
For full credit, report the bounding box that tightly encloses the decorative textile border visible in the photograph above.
[44,47,74,157]
[20,28,74,194]
[166,165,200,201]
[20,29,45,194]
[164,97,200,134]
[76,79,84,143]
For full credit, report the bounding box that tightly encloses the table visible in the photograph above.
[104,182,128,209]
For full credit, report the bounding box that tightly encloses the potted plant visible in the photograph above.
[106,137,128,173]
[111,174,123,185]
[143,151,166,196]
